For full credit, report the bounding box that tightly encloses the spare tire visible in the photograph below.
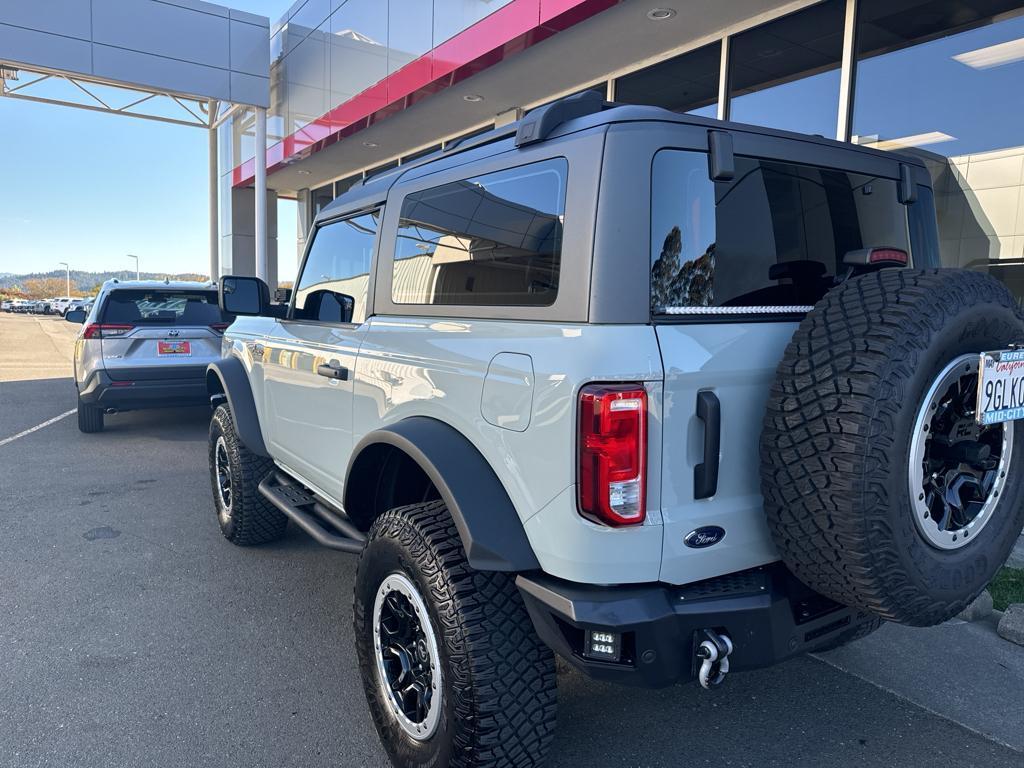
[761,269,1024,626]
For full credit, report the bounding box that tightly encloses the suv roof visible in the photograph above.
[318,93,924,225]
[100,279,217,292]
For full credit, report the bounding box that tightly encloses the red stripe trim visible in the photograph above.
[232,0,618,187]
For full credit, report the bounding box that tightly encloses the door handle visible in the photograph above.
[694,390,720,500]
[316,360,349,381]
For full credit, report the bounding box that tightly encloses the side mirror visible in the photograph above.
[220,275,270,316]
[65,309,87,324]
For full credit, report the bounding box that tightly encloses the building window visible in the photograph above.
[614,41,720,117]
[650,149,910,312]
[392,158,567,307]
[852,1,1024,297]
[728,0,846,136]
[312,183,334,217]
[294,212,379,324]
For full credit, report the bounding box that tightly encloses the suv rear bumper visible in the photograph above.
[517,563,874,688]
[79,367,209,409]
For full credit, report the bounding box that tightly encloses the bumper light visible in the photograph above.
[583,629,621,662]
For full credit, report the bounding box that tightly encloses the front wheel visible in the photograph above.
[354,501,557,768]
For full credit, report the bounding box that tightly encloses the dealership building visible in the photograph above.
[3,0,1024,299]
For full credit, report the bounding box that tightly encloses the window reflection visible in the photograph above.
[615,41,720,115]
[853,1,1024,300]
[729,0,845,136]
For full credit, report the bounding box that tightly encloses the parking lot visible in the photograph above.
[1,311,1022,768]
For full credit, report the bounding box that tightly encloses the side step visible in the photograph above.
[258,472,366,554]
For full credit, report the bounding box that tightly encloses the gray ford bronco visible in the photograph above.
[205,92,1024,768]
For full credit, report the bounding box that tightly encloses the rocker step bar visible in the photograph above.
[258,472,366,554]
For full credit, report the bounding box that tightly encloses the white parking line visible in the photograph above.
[0,409,76,447]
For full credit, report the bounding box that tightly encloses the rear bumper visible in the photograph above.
[79,367,209,409]
[517,563,874,688]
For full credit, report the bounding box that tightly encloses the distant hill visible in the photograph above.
[0,269,210,295]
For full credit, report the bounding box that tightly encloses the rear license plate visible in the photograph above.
[157,340,191,356]
[977,348,1024,425]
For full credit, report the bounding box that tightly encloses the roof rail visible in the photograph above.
[515,90,607,147]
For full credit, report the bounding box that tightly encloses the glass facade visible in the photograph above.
[614,41,720,116]
[728,0,845,136]
[852,0,1024,297]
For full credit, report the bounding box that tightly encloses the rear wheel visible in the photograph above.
[208,404,287,545]
[77,396,104,433]
[354,501,557,768]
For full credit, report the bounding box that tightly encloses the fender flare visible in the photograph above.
[346,417,540,572]
[206,357,269,457]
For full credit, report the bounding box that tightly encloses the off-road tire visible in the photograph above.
[77,395,104,433]
[354,500,557,768]
[208,404,287,545]
[762,269,1024,626]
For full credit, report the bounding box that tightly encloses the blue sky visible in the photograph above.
[0,0,296,280]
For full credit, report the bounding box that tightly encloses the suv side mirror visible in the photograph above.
[65,309,87,324]
[220,275,270,316]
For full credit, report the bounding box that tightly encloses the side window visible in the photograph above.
[650,150,911,312]
[293,211,379,324]
[392,158,567,307]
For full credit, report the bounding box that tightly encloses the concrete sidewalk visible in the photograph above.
[816,616,1024,753]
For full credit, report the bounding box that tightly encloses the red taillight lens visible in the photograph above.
[83,324,134,339]
[578,384,647,526]
[209,322,231,333]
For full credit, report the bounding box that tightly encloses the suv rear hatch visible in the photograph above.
[95,288,231,380]
[650,148,917,585]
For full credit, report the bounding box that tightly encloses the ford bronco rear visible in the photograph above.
[205,93,1024,767]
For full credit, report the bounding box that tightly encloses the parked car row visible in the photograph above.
[1,296,94,315]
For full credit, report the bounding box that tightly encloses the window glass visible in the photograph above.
[100,290,230,325]
[615,41,720,116]
[852,1,1024,301]
[294,211,379,324]
[392,159,567,307]
[729,0,845,136]
[650,150,911,312]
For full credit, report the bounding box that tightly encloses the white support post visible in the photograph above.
[208,118,219,281]
[836,0,859,142]
[717,36,730,122]
[254,106,268,283]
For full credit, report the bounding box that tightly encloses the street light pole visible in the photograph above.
[128,254,140,281]
[58,262,70,296]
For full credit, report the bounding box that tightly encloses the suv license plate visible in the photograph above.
[158,340,191,356]
[977,348,1024,425]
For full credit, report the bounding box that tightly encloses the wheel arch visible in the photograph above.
[345,417,540,572]
[206,357,270,458]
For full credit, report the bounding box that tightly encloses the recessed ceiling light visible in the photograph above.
[647,8,676,20]
[463,94,485,103]
[296,169,311,175]
[362,141,378,148]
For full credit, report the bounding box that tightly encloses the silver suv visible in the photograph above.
[67,279,232,432]
[203,93,1024,768]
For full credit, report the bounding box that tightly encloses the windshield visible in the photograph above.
[99,289,231,325]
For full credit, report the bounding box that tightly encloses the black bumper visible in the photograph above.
[517,563,874,688]
[78,367,209,410]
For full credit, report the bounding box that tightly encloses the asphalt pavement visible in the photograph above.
[1,313,1022,768]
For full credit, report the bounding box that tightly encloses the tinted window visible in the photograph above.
[100,290,229,325]
[392,159,567,306]
[650,149,911,312]
[294,211,379,324]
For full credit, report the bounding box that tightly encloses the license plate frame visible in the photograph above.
[976,348,1024,425]
[157,340,191,357]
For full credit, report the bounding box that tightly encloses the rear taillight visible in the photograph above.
[578,384,647,526]
[209,322,231,333]
[83,324,134,339]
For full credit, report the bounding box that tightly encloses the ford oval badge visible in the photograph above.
[684,526,725,548]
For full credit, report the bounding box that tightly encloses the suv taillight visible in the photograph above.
[83,323,133,339]
[578,384,647,526]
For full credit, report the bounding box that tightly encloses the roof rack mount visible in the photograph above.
[515,90,607,147]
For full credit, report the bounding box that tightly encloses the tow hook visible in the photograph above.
[696,629,733,689]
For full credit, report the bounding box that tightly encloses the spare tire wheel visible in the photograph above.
[761,269,1024,626]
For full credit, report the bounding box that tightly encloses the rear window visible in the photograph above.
[650,149,911,314]
[100,290,230,325]
[392,158,567,307]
